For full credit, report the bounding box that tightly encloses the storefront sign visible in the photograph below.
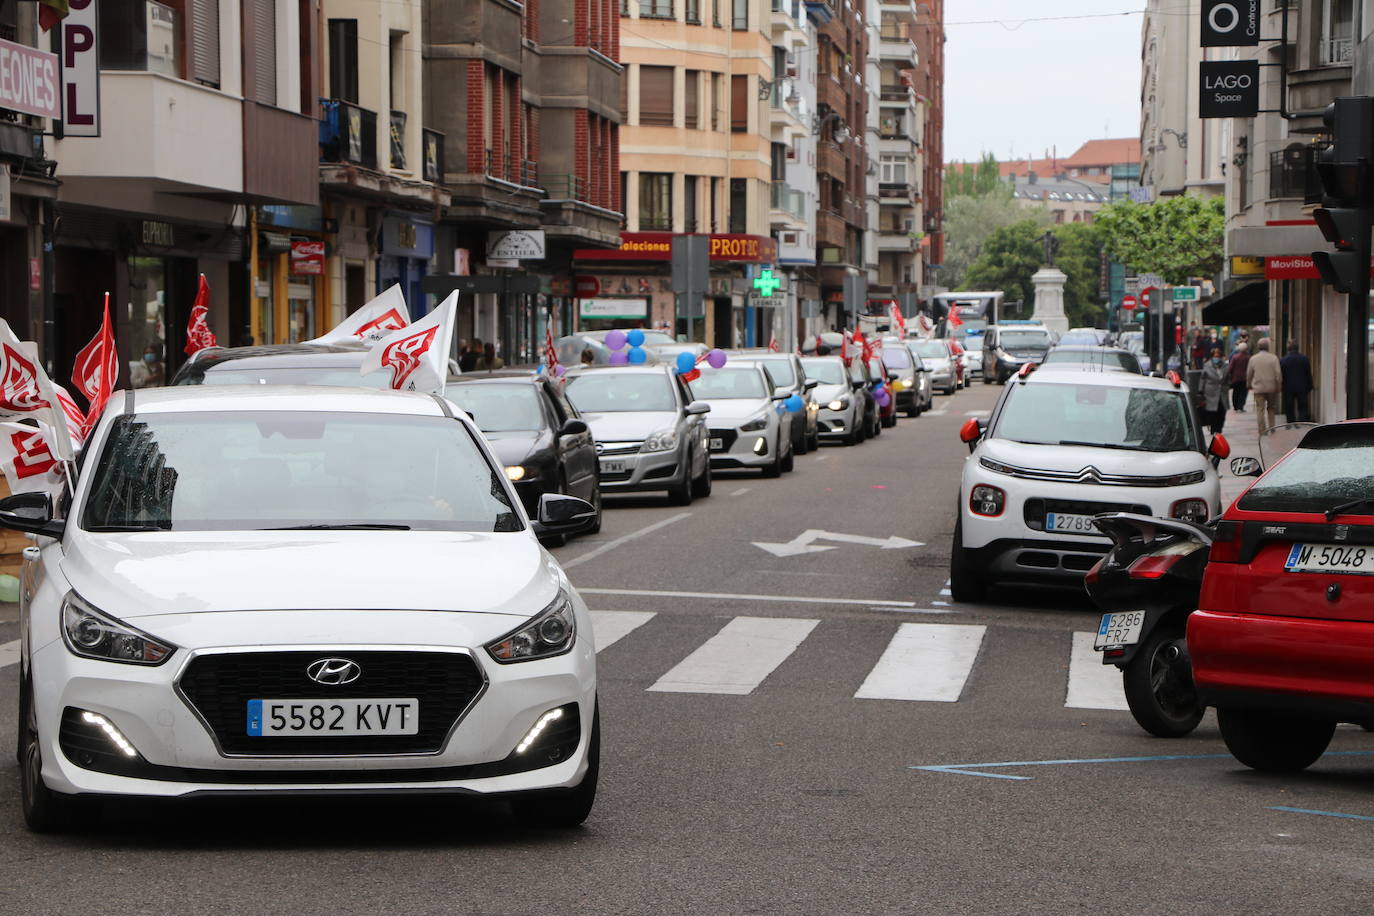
[753,297,786,309]
[1199,60,1259,119]
[290,240,325,275]
[580,298,648,320]
[1265,254,1374,279]
[574,233,778,264]
[1231,255,1265,277]
[61,0,100,135]
[1200,0,1259,47]
[0,39,58,121]
[141,220,174,247]
[487,230,546,260]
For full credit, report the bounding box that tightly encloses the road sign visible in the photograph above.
[574,276,601,297]
[752,529,924,558]
[1121,295,1137,310]
[1170,286,1200,302]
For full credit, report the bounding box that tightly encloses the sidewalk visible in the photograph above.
[1218,404,1261,508]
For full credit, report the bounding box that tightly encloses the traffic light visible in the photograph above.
[1312,98,1374,294]
[1313,208,1373,292]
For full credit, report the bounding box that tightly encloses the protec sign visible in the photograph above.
[1199,60,1259,119]
[1201,0,1259,47]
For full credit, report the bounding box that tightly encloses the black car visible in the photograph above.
[443,372,602,537]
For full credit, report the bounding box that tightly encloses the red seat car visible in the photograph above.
[1189,422,1374,772]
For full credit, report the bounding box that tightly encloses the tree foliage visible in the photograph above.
[960,220,1106,328]
[1094,195,1224,284]
[944,153,1004,198]
[938,194,1043,291]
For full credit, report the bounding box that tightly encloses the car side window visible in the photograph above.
[552,385,580,420]
[542,381,570,425]
[675,375,692,406]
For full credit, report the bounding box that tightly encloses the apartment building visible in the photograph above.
[51,0,319,386]
[770,0,819,348]
[911,0,942,287]
[871,0,923,315]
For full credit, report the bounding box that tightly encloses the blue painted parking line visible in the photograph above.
[911,750,1374,781]
[1269,806,1374,823]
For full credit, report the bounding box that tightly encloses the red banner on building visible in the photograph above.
[1265,256,1319,279]
[573,233,778,264]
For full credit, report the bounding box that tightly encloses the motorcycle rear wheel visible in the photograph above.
[1121,625,1204,738]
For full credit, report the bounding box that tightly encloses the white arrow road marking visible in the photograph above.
[855,623,986,702]
[1065,632,1129,710]
[0,639,18,669]
[753,529,924,557]
[589,611,656,652]
[648,616,818,695]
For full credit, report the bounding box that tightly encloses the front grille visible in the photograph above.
[1023,498,1151,532]
[709,428,739,452]
[982,457,1202,488]
[178,650,485,757]
[596,442,641,457]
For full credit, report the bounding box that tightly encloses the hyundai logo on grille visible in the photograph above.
[307,657,362,685]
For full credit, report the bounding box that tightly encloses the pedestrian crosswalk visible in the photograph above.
[589,611,1129,711]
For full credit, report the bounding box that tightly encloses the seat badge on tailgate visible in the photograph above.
[1335,525,1350,541]
[1262,526,1287,536]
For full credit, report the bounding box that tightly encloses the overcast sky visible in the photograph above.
[942,3,1144,164]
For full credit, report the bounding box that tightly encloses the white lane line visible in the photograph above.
[561,512,692,570]
[856,623,986,702]
[926,408,948,416]
[589,611,656,652]
[648,616,818,695]
[869,606,960,616]
[730,487,752,497]
[576,586,917,609]
[815,454,830,461]
[1065,632,1129,710]
[964,410,990,417]
[0,639,18,669]
[931,600,950,607]
[939,588,952,597]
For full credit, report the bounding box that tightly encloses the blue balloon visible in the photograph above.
[627,328,646,348]
[628,346,648,364]
[785,394,804,413]
[676,351,696,374]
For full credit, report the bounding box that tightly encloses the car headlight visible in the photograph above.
[1160,470,1207,486]
[505,465,529,481]
[827,398,850,411]
[740,413,769,432]
[978,457,1017,475]
[62,592,174,666]
[1170,498,1210,523]
[641,429,678,453]
[486,592,577,663]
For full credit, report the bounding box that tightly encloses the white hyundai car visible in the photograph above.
[950,365,1225,602]
[689,364,795,477]
[11,386,599,831]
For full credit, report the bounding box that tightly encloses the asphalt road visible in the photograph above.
[2,383,1374,914]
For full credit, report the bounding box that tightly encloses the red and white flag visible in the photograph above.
[359,291,457,394]
[0,421,64,495]
[841,330,853,366]
[544,318,559,375]
[768,335,779,352]
[72,293,116,435]
[53,387,87,447]
[184,274,218,356]
[890,302,906,337]
[947,308,963,329]
[0,320,76,462]
[311,284,410,348]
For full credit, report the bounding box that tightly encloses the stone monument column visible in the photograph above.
[1031,267,1069,336]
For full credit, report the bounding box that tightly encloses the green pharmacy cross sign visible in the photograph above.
[753,268,782,297]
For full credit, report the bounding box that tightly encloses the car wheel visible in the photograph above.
[762,445,783,478]
[667,469,694,505]
[871,413,882,437]
[1217,708,1335,772]
[854,418,867,444]
[808,427,820,451]
[906,404,919,418]
[781,444,795,473]
[510,704,599,829]
[949,516,988,603]
[691,463,712,499]
[20,679,84,833]
[1121,625,1204,738]
[585,485,603,535]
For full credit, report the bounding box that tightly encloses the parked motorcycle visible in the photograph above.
[1085,513,1213,738]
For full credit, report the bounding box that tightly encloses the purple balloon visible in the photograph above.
[875,389,891,407]
[554,364,568,376]
[605,329,628,351]
[608,349,629,365]
[706,348,727,369]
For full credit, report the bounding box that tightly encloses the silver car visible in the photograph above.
[731,351,821,453]
[689,364,795,477]
[564,365,713,505]
[800,355,867,446]
[909,339,957,395]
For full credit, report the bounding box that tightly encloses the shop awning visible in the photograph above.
[1202,281,1267,325]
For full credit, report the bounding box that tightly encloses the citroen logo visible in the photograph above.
[307,657,361,685]
[1079,466,1104,483]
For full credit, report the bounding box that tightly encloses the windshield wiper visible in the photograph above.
[1324,498,1374,521]
[1057,440,1142,451]
[261,523,412,531]
[87,523,172,532]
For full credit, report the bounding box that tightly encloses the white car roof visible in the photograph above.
[118,384,452,417]
[1021,367,1182,391]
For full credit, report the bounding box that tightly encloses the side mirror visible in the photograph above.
[887,371,899,382]
[0,491,63,539]
[1229,456,1262,477]
[533,493,597,537]
[559,418,589,436]
[1208,433,1231,459]
[804,378,819,391]
[851,379,866,391]
[685,401,711,416]
[958,417,984,451]
[773,386,790,399]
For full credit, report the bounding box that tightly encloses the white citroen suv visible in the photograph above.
[950,365,1225,602]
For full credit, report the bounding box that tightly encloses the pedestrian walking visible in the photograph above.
[1280,339,1314,422]
[459,338,481,372]
[476,341,505,371]
[1227,342,1249,411]
[1246,337,1283,436]
[1200,346,1228,435]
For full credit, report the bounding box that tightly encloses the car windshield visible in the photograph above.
[689,368,768,399]
[882,347,912,369]
[1042,350,1137,372]
[962,336,984,352]
[565,372,677,412]
[748,358,795,386]
[994,383,1196,452]
[192,367,390,388]
[446,383,545,432]
[1120,333,1145,354]
[80,411,521,532]
[802,359,847,385]
[913,341,948,359]
[641,331,677,346]
[1058,332,1101,345]
[998,331,1051,349]
[1238,428,1374,513]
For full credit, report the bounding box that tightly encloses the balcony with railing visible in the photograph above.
[485,149,540,188]
[878,28,917,66]
[817,141,848,178]
[879,181,916,205]
[1321,36,1353,66]
[770,180,808,225]
[880,83,914,103]
[320,99,378,170]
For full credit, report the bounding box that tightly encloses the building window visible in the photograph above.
[710,176,721,230]
[730,74,748,132]
[640,0,673,19]
[711,73,723,131]
[732,0,747,29]
[639,173,673,230]
[771,142,786,181]
[249,0,278,104]
[729,178,747,233]
[1322,0,1354,64]
[686,0,700,23]
[685,175,699,232]
[639,66,675,126]
[880,154,907,184]
[685,70,701,128]
[328,19,358,103]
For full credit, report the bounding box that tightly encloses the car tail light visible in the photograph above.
[969,484,1005,517]
[1170,498,1210,523]
[1209,520,1242,563]
[1085,558,1104,584]
[1126,554,1186,579]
